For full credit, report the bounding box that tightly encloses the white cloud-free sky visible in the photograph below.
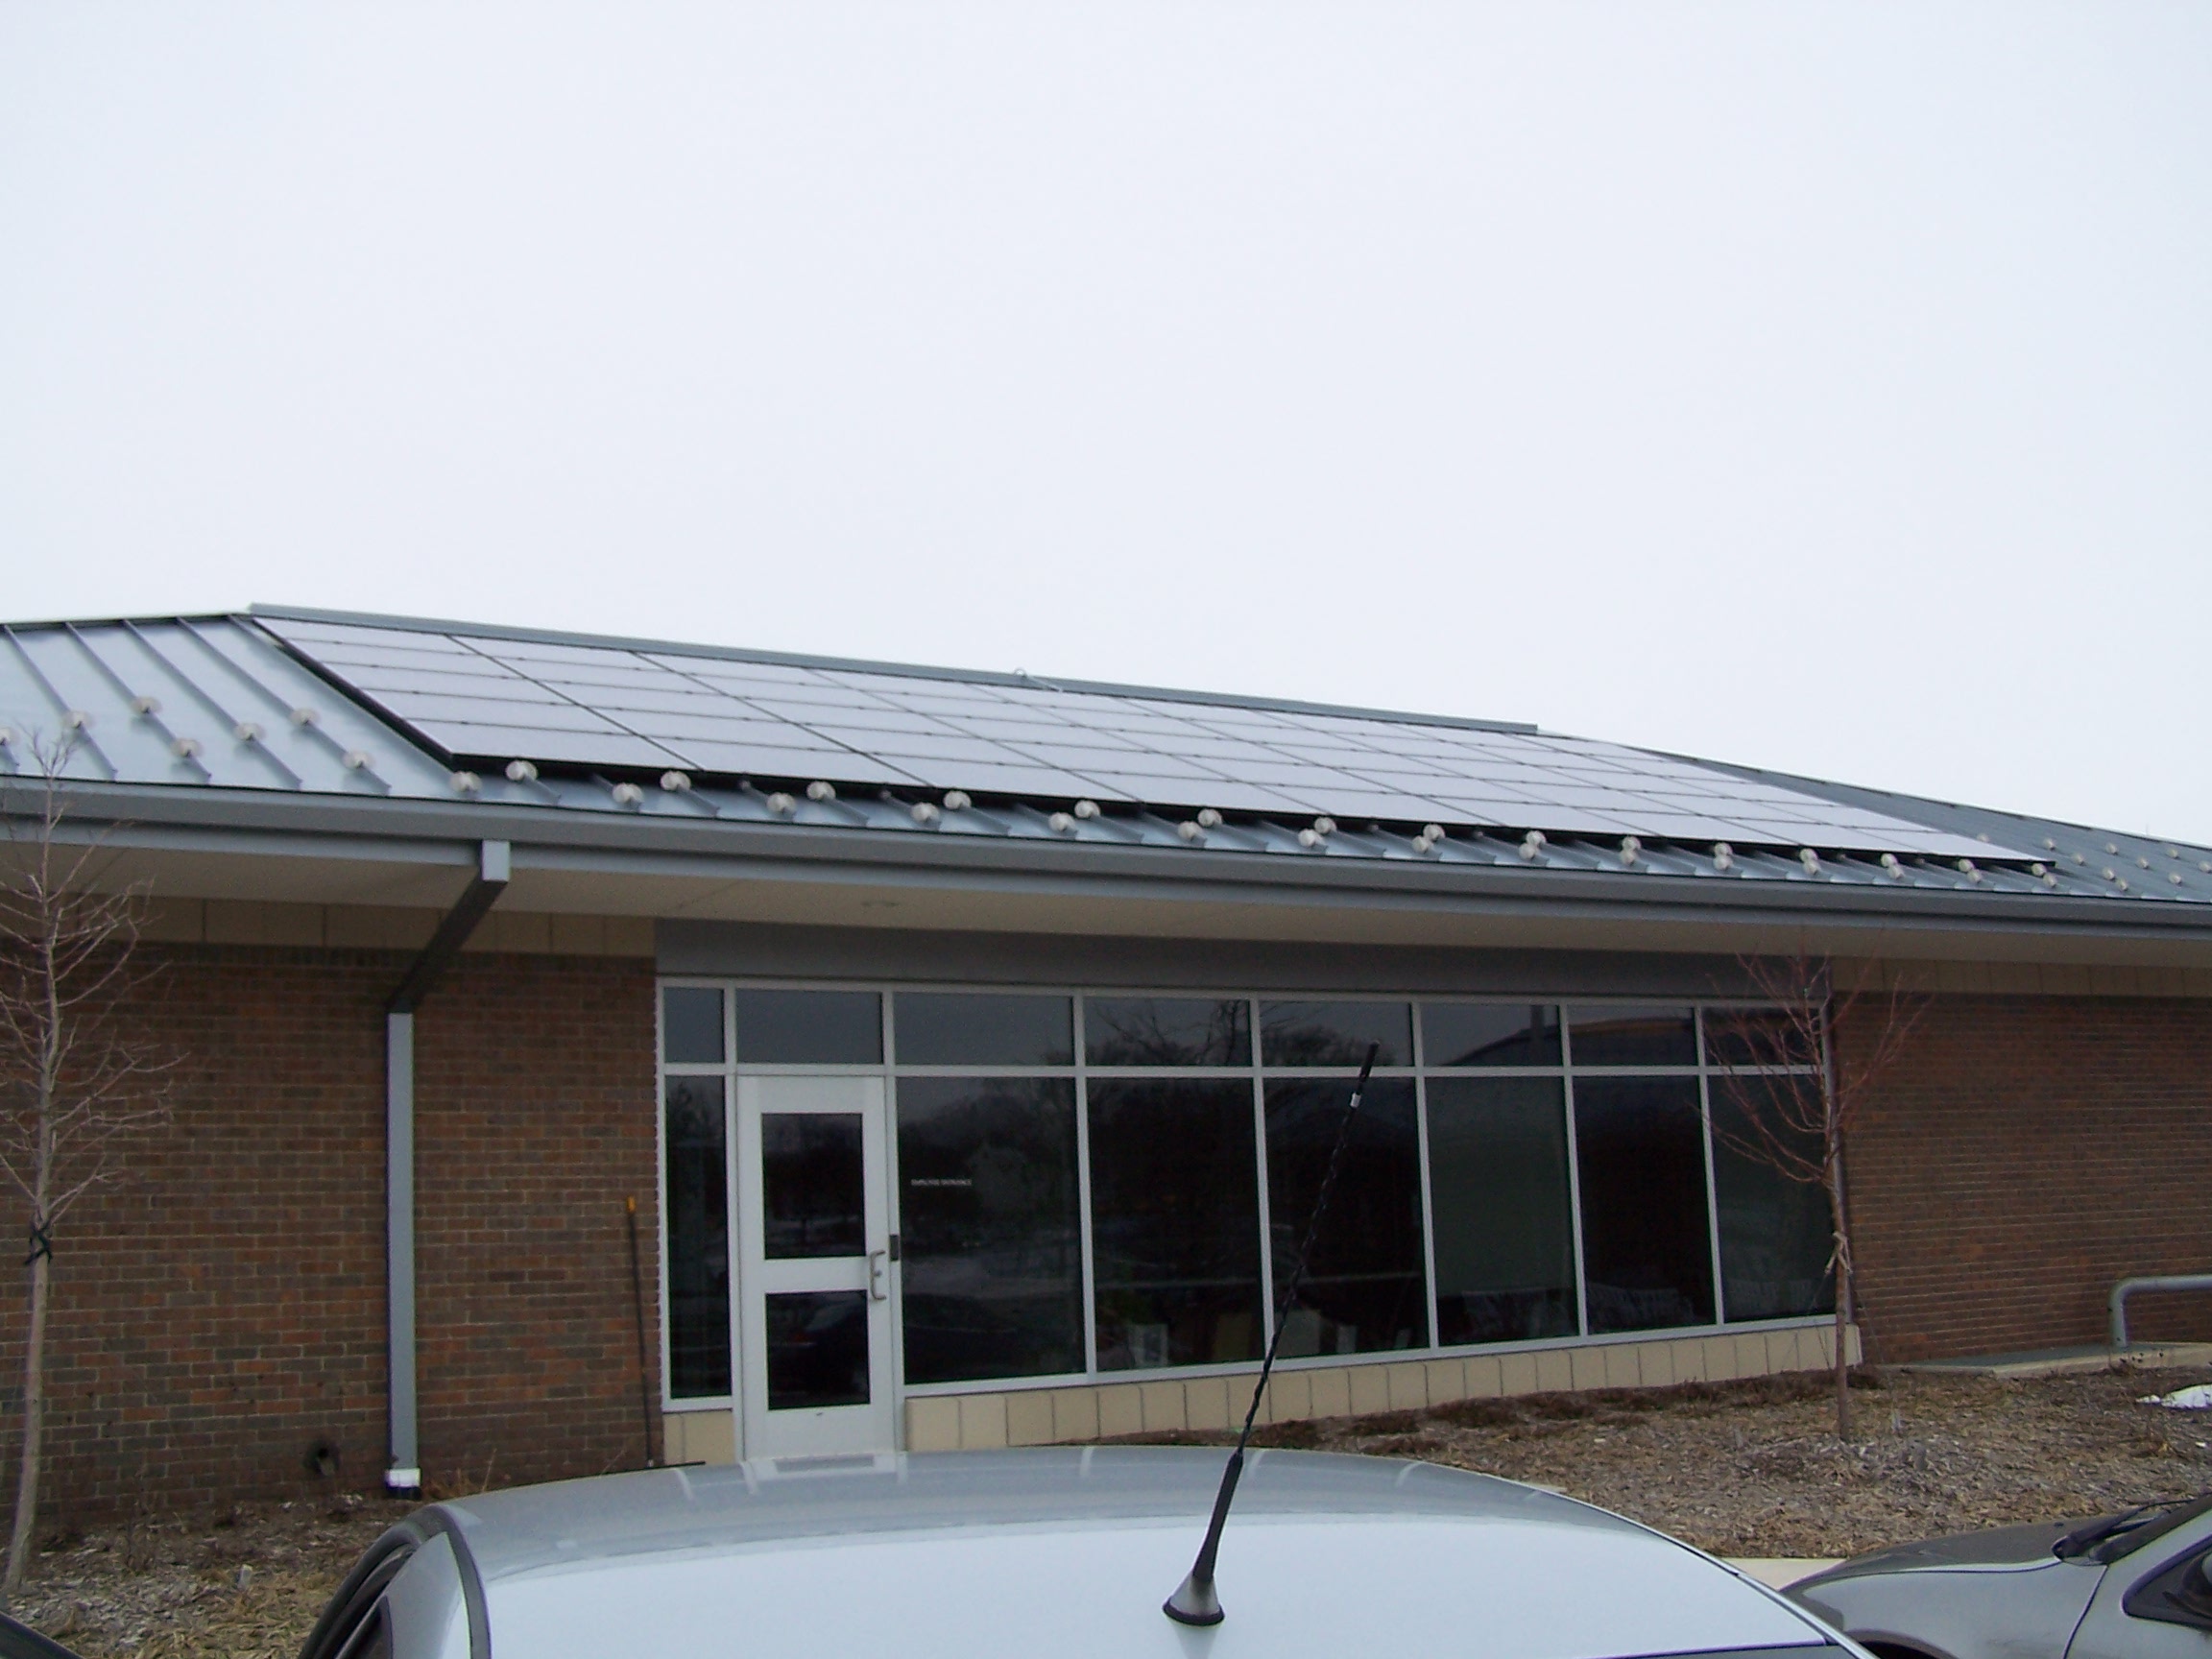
[4,4,2207,839]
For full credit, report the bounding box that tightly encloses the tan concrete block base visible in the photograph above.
[902,1323,1851,1452]
[663,1407,737,1466]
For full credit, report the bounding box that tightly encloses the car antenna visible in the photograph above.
[1164,1041,1379,1627]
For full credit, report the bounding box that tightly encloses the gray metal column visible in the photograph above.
[385,839,510,1493]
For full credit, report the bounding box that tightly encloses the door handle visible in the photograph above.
[868,1249,889,1302]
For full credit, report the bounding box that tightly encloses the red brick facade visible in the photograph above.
[1847,994,2212,1361]
[0,945,660,1519]
[5,957,2209,1519]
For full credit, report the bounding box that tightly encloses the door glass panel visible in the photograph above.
[1259,1001,1411,1067]
[1566,1004,1697,1067]
[1087,1080,1264,1370]
[1421,1003,1562,1069]
[761,1114,865,1259]
[733,990,882,1064]
[1263,1080,1428,1355]
[663,1077,730,1397]
[1085,998,1251,1067]
[1574,1076,1716,1332]
[897,1078,1083,1384]
[1427,1076,1578,1343]
[764,1290,871,1409]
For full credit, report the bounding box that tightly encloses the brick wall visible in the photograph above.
[1847,994,2212,1361]
[0,943,659,1520]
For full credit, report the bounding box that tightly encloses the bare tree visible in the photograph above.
[1705,952,1923,1438]
[0,734,174,1604]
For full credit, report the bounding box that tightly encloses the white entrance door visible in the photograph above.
[736,1076,897,1457]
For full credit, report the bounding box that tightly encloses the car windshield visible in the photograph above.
[2056,1491,2212,1563]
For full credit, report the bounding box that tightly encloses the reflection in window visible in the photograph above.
[664,1076,730,1397]
[897,1078,1083,1384]
[1567,1004,1698,1068]
[1574,1076,1716,1333]
[1422,1004,1561,1069]
[896,993,1073,1066]
[1264,1080,1426,1354]
[662,987,724,1065]
[760,1114,866,1259]
[1259,1001,1411,1068]
[1711,1083,1836,1322]
[1427,1077,1578,1344]
[1085,998,1251,1067]
[733,990,882,1064]
[1703,1006,1819,1071]
[1088,1080,1263,1370]
[764,1290,870,1410]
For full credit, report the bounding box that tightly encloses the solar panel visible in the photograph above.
[257,616,2034,858]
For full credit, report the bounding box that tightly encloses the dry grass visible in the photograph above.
[8,1360,2209,1653]
[1133,1358,2212,1556]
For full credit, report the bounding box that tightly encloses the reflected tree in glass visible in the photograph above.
[1088,1080,1263,1370]
[897,1078,1083,1384]
[663,1076,730,1398]
[1427,1077,1578,1343]
[1263,1080,1427,1355]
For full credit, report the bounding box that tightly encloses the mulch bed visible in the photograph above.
[7,1360,2209,1654]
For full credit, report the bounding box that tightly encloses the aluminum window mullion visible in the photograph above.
[1249,998,1275,1360]
[1695,1007,1727,1327]
[722,992,742,1430]
[1073,994,1099,1381]
[1411,1002,1439,1355]
[1560,1016,1591,1338]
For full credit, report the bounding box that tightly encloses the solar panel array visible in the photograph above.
[262,615,2024,858]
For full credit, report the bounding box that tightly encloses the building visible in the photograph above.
[1,606,2207,1511]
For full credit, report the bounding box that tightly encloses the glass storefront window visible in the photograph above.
[662,986,724,1064]
[1566,1004,1698,1068]
[663,983,1833,1400]
[1710,1080,1836,1322]
[1427,1076,1578,1343]
[1263,1080,1427,1355]
[1422,1003,1562,1069]
[663,1075,730,1398]
[1259,1001,1412,1067]
[1085,997,1251,1067]
[1087,1079,1264,1370]
[1573,1076,1717,1333]
[733,989,882,1064]
[896,993,1073,1066]
[896,1078,1084,1384]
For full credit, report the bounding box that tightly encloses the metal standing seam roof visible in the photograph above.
[2,605,2209,910]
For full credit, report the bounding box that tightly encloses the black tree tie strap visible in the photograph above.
[24,1224,51,1267]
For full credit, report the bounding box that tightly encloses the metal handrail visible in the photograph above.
[2110,1273,2212,1349]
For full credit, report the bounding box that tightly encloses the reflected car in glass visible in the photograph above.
[262,1447,1862,1659]
[1788,1491,2212,1658]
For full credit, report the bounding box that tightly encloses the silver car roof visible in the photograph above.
[425,1449,1838,1659]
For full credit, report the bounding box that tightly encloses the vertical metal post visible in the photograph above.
[386,1009,421,1490]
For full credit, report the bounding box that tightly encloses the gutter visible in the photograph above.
[38,779,2212,948]
[381,839,509,1494]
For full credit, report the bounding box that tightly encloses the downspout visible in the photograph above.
[384,839,510,1492]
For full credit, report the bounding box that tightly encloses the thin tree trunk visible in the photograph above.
[1829,1157,1853,1440]
[4,1247,50,1604]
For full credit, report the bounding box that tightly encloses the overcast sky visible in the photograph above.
[4,4,2207,841]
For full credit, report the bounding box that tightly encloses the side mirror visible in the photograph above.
[2127,1548,2212,1628]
